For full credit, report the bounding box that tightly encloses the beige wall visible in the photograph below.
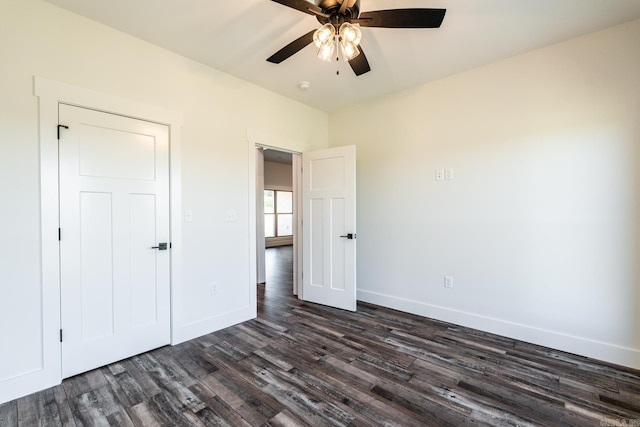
[264,161,293,247]
[329,19,640,368]
[264,161,293,190]
[0,0,327,402]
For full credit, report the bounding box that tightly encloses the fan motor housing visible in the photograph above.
[316,0,360,20]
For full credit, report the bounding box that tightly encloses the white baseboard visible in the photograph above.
[357,289,640,370]
[172,305,256,345]
[0,370,61,406]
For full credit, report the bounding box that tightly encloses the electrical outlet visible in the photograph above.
[444,276,453,289]
[435,169,444,181]
[210,282,218,295]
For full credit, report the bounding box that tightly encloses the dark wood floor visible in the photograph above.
[2,246,640,426]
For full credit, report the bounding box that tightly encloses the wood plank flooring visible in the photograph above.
[2,245,639,426]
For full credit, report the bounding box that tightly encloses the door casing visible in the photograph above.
[250,142,356,306]
[23,77,184,403]
[251,143,303,297]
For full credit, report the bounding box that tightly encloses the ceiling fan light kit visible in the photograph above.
[340,38,360,61]
[267,0,446,76]
[313,23,335,47]
[313,21,362,62]
[317,39,336,61]
[313,23,336,61]
[338,22,362,61]
[340,22,362,45]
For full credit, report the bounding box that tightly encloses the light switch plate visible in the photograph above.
[445,169,454,181]
[225,210,238,222]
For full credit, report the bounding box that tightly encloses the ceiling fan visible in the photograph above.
[267,0,446,76]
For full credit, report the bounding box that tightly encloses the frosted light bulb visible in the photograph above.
[340,40,360,61]
[313,24,335,48]
[317,39,335,61]
[339,23,361,46]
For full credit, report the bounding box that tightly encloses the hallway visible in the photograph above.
[264,245,294,295]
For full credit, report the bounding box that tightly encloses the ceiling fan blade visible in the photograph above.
[349,47,371,76]
[271,0,324,16]
[354,9,446,28]
[267,30,316,64]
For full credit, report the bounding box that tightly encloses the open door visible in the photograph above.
[302,145,356,311]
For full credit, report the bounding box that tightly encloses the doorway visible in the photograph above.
[251,143,358,311]
[257,148,299,296]
[23,77,183,404]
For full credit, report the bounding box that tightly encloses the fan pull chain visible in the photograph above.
[336,35,340,75]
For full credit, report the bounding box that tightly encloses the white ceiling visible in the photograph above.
[44,0,640,112]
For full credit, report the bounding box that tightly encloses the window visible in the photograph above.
[264,190,293,237]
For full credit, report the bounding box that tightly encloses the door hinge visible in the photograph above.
[58,228,61,241]
[57,124,69,140]
[59,329,63,342]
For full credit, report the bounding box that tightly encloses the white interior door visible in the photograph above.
[302,145,356,311]
[59,104,171,378]
[256,148,266,284]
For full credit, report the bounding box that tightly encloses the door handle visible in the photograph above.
[151,243,168,250]
[340,234,355,240]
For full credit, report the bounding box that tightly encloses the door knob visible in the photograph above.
[151,243,168,250]
[340,234,355,240]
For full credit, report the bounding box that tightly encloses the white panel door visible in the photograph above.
[59,104,170,378]
[302,145,356,311]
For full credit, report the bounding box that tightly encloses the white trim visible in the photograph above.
[247,132,303,299]
[357,289,640,370]
[0,77,183,404]
[292,153,302,296]
[256,148,266,284]
[171,306,255,345]
[264,184,293,192]
[246,130,301,153]
[248,140,258,318]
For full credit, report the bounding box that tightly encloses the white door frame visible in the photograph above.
[248,140,303,298]
[27,77,183,400]
[292,152,303,296]
[256,148,266,284]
